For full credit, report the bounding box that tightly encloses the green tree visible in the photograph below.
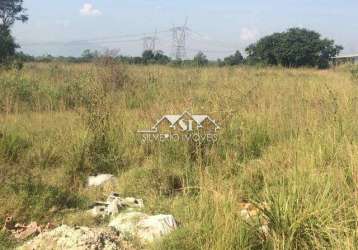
[141,50,170,64]
[245,32,283,66]
[0,28,17,64]
[142,50,155,64]
[81,49,99,61]
[193,51,209,66]
[153,50,170,64]
[0,0,28,66]
[223,50,244,66]
[15,51,34,62]
[317,38,343,69]
[0,0,28,28]
[245,28,343,69]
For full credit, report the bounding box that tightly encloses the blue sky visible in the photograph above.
[13,0,358,59]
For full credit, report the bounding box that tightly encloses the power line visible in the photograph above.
[20,29,171,47]
[188,29,240,49]
[18,22,241,58]
[21,38,145,47]
[187,48,237,54]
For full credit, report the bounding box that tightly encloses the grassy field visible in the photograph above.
[1,62,358,249]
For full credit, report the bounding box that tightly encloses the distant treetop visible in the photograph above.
[0,0,28,29]
[245,28,343,69]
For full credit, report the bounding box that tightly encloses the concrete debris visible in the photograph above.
[90,192,144,217]
[87,174,114,187]
[109,212,177,244]
[137,214,178,243]
[14,222,41,240]
[2,217,55,240]
[16,193,177,248]
[17,225,132,250]
[239,202,269,236]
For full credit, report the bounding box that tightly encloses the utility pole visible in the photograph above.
[171,18,189,60]
[142,30,157,52]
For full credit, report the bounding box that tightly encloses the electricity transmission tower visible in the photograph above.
[142,30,158,52]
[171,18,189,60]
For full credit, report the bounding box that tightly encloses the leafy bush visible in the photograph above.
[222,50,244,66]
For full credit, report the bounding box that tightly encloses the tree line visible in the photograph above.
[0,1,343,69]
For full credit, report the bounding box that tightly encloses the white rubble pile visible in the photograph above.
[90,193,177,243]
[17,225,131,250]
[109,212,177,243]
[18,192,177,249]
[89,192,144,217]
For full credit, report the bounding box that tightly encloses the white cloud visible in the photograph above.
[80,3,102,16]
[240,27,259,42]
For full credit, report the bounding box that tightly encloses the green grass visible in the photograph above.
[1,62,358,249]
[0,231,16,250]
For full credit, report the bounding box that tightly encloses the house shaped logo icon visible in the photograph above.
[138,111,220,133]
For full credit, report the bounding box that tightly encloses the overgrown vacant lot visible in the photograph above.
[1,62,358,249]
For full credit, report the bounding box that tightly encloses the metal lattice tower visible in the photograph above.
[142,30,158,52]
[171,18,189,60]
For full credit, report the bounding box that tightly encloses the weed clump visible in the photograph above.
[95,53,129,92]
[13,179,86,220]
[0,129,31,163]
[0,231,15,249]
[350,66,358,82]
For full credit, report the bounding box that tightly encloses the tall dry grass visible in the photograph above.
[1,62,358,249]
